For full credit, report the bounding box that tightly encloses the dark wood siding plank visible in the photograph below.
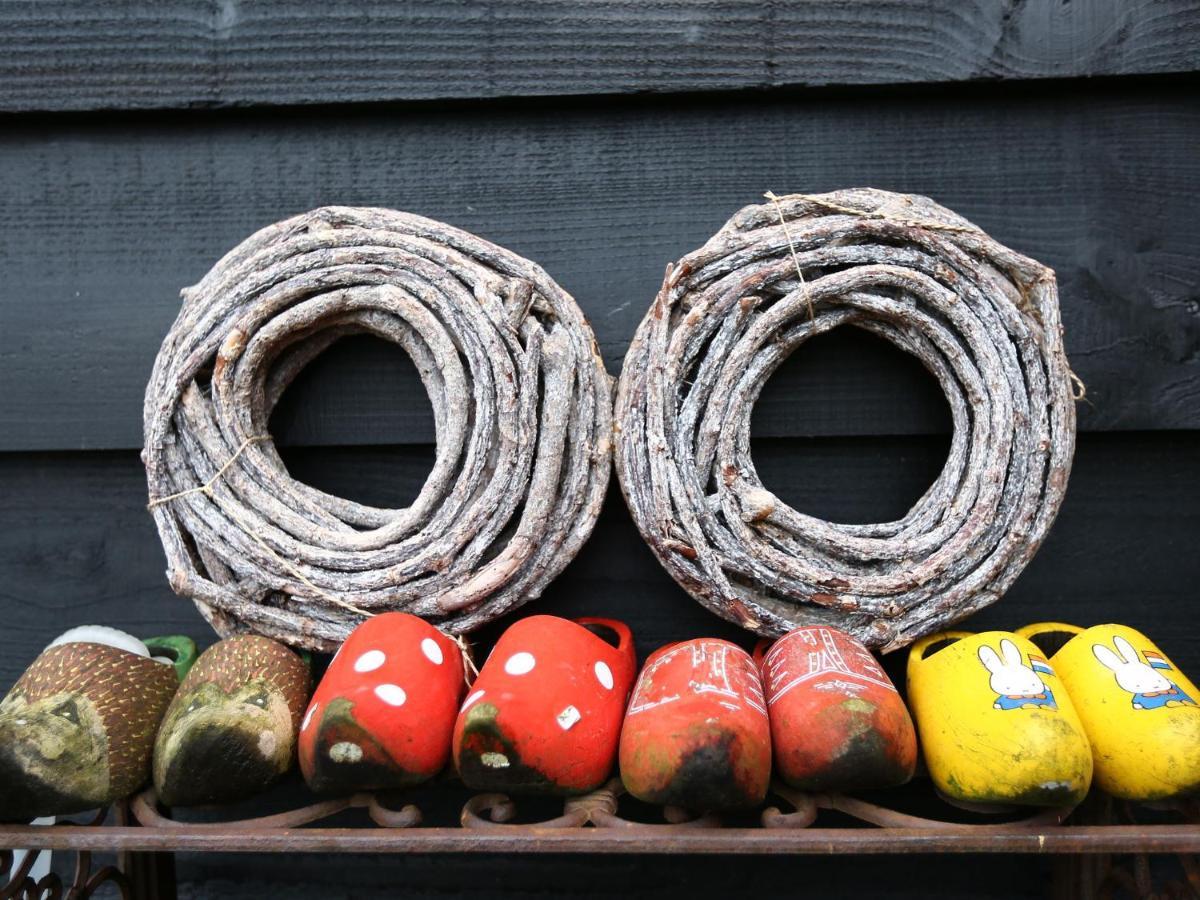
[2,1,1198,112]
[1,431,1195,687]
[1,81,1197,450]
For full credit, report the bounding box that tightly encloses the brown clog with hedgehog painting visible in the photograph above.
[0,627,189,822]
[153,634,310,807]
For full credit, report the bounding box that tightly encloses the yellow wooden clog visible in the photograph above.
[907,630,1092,808]
[1017,623,1200,801]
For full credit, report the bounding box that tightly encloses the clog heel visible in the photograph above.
[1017,622,1200,801]
[907,630,1092,808]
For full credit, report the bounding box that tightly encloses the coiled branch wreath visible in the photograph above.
[144,207,612,651]
[614,189,1077,651]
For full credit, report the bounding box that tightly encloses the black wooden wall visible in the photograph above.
[2,2,1198,897]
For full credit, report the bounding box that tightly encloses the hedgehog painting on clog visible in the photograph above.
[153,634,310,807]
[0,626,186,822]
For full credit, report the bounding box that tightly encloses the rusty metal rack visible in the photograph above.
[3,778,1198,898]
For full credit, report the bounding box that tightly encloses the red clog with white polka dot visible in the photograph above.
[299,612,465,794]
[453,616,636,795]
[619,638,771,811]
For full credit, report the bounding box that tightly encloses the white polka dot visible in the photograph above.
[594,660,614,690]
[329,741,363,763]
[505,651,536,675]
[422,637,444,665]
[374,683,407,706]
[556,705,581,731]
[481,752,510,768]
[354,650,386,673]
[461,690,485,712]
[301,703,318,732]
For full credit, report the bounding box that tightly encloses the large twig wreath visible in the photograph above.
[614,189,1077,651]
[144,207,611,651]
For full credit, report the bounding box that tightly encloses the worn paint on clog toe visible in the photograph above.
[759,626,916,793]
[0,630,181,821]
[153,635,310,807]
[1018,622,1200,801]
[619,639,770,811]
[907,630,1092,808]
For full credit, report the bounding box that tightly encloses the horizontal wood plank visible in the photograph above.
[1,1,1198,113]
[1,431,1196,689]
[169,853,1050,900]
[0,80,1197,450]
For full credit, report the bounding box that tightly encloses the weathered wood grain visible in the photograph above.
[169,851,1053,900]
[1,431,1196,689]
[1,80,1197,451]
[1,0,1197,113]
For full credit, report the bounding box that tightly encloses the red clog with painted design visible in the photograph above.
[299,613,465,794]
[758,626,916,792]
[619,639,770,811]
[453,616,636,795]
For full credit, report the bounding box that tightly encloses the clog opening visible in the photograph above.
[918,636,962,659]
[1023,630,1077,659]
[580,622,621,649]
[150,643,180,662]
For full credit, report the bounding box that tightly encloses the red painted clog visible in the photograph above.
[619,639,770,811]
[758,626,916,792]
[453,616,636,795]
[299,613,465,794]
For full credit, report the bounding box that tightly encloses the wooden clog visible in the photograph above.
[907,630,1092,808]
[619,638,770,811]
[153,634,310,807]
[1018,622,1200,801]
[0,626,185,821]
[300,613,465,794]
[454,616,636,795]
[758,626,916,792]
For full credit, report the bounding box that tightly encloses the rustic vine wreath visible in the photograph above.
[144,207,612,651]
[614,189,1077,651]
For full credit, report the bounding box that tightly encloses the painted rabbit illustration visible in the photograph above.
[979,639,1057,711]
[1093,637,1197,710]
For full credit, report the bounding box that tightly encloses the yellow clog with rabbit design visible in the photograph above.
[1017,623,1200,801]
[907,630,1092,808]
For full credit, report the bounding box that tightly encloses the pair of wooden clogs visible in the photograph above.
[619,628,917,810]
[0,624,318,819]
[908,624,1200,807]
[300,612,637,796]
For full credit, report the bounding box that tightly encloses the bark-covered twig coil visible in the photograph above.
[144,207,612,651]
[614,189,1076,652]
